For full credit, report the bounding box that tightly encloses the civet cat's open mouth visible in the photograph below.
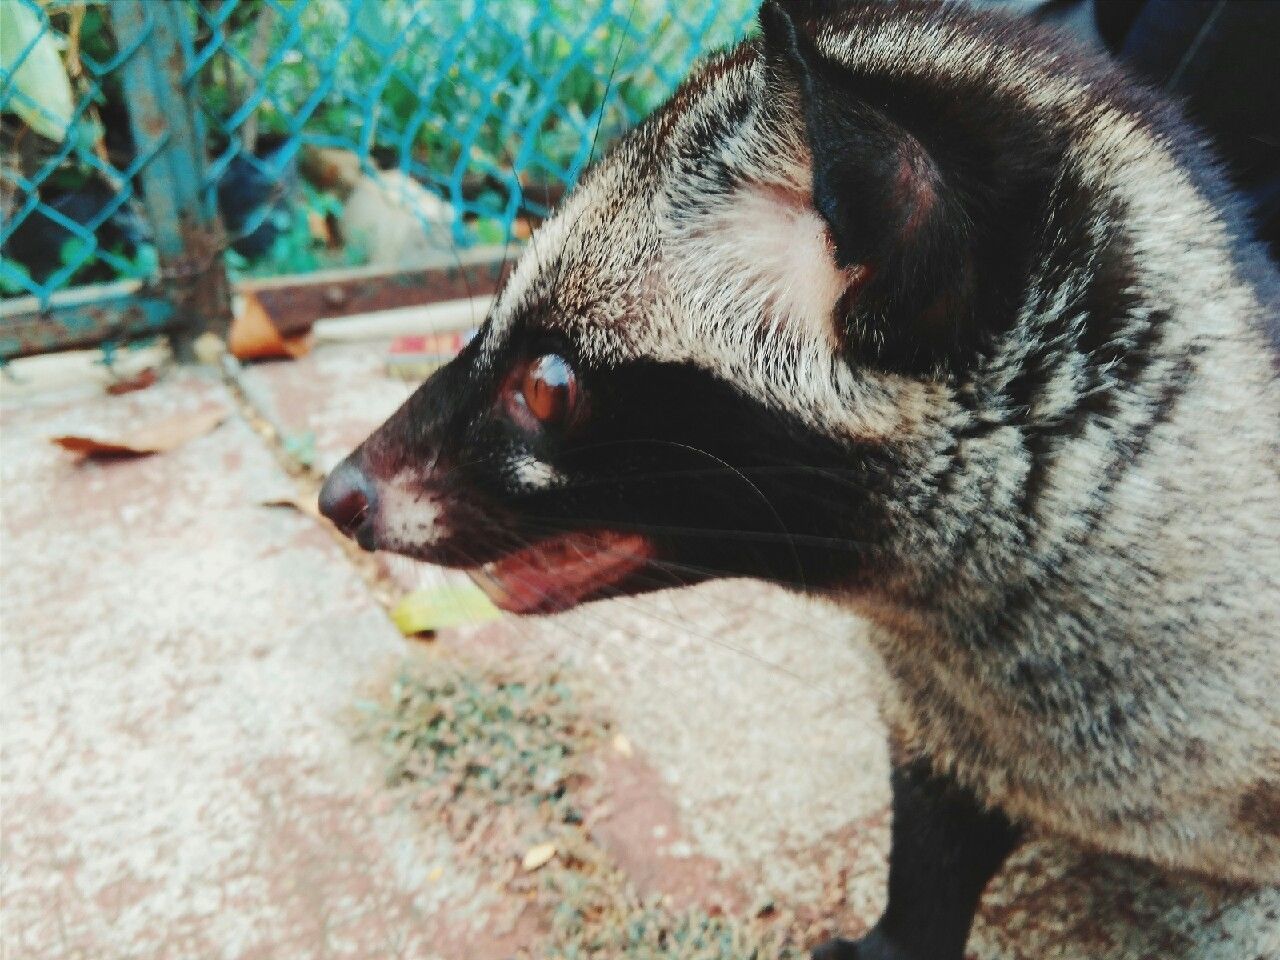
[468,530,653,614]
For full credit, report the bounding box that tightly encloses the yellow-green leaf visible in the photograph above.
[390,583,500,635]
[0,3,75,141]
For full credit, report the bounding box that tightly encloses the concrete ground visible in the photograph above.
[3,339,1277,959]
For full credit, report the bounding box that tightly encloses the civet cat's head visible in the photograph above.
[320,1,1220,613]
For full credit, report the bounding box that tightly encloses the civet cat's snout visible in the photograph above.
[318,457,379,551]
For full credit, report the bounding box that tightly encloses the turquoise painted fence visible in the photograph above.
[0,0,758,359]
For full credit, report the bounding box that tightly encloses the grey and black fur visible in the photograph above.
[320,2,1280,956]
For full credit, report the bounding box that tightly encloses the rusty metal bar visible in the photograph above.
[0,281,175,361]
[109,0,231,358]
[0,247,516,361]
[242,246,515,336]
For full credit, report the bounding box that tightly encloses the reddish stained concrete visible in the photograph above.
[238,342,414,473]
[4,351,1278,959]
[588,748,753,916]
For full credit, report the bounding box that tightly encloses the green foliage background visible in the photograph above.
[2,0,757,292]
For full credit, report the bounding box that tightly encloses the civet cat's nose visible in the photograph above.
[318,459,378,550]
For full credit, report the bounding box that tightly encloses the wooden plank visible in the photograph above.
[0,247,517,360]
[241,246,515,336]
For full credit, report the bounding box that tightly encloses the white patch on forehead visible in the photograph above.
[675,182,852,350]
[376,471,446,549]
[648,163,920,443]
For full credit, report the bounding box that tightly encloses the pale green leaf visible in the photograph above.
[0,2,75,141]
[390,582,500,635]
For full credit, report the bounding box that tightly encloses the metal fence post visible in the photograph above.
[109,1,230,359]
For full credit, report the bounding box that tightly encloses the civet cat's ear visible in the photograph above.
[757,1,982,373]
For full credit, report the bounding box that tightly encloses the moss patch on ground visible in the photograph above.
[363,662,592,814]
[360,655,809,959]
[539,861,804,959]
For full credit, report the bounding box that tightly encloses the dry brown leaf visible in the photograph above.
[229,292,313,361]
[52,406,227,458]
[258,493,321,519]
[105,367,159,395]
[521,842,557,872]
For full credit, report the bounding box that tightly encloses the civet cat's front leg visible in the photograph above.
[812,758,1021,960]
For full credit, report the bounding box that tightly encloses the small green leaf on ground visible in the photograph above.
[390,583,500,635]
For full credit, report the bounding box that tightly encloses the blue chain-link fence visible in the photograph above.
[1,0,758,360]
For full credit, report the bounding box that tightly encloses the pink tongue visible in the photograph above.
[469,531,652,614]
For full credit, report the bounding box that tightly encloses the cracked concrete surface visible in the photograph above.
[3,347,1277,959]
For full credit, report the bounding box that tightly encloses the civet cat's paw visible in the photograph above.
[811,938,860,960]
[811,932,924,960]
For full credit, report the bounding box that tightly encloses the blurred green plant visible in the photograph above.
[4,0,755,292]
[361,660,592,816]
[57,237,157,284]
[215,0,755,185]
[0,260,36,297]
[225,182,358,278]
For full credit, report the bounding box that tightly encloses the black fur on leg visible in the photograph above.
[810,930,911,960]
[811,935,909,960]
[810,937,858,960]
[812,758,1021,960]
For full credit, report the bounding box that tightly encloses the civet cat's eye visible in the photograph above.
[512,353,578,428]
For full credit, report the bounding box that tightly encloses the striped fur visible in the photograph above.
[343,0,1280,890]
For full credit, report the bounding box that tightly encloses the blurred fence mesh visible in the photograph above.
[2,1,160,299]
[2,0,758,319]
